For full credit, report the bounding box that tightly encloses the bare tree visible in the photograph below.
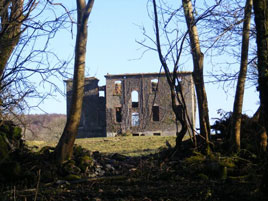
[191,0,264,152]
[0,0,35,78]
[151,0,193,149]
[55,0,95,163]
[138,0,226,150]
[231,0,253,152]
[0,0,35,112]
[200,0,258,95]
[182,0,211,148]
[0,0,73,117]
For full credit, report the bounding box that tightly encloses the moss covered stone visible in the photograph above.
[183,152,206,164]
[0,121,23,156]
[80,155,93,165]
[218,158,236,168]
[64,174,81,181]
[78,155,93,172]
[62,160,81,175]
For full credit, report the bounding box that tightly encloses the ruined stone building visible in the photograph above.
[65,72,196,138]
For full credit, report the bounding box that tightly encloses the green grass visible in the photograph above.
[26,136,177,157]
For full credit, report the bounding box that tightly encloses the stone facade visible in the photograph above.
[65,72,196,138]
[65,78,106,138]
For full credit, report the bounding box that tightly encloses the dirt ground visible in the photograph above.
[1,144,266,201]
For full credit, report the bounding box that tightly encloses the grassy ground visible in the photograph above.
[26,136,177,156]
[3,136,266,200]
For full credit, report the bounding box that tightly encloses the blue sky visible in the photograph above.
[31,0,259,125]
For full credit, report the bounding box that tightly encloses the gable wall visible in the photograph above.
[105,73,195,137]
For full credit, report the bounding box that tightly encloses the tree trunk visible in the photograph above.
[231,0,253,152]
[54,0,94,163]
[253,0,268,194]
[182,0,211,146]
[252,106,267,152]
[253,0,268,135]
[0,0,25,79]
[251,106,267,153]
[152,0,188,148]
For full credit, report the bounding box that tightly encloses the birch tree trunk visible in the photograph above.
[182,0,211,146]
[55,0,94,163]
[231,0,253,152]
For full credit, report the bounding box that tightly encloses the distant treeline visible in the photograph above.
[21,114,66,141]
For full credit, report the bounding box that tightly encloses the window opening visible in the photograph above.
[132,133,139,136]
[99,91,105,97]
[152,106,159,121]
[131,90,139,107]
[132,112,139,126]
[115,107,122,122]
[175,77,182,92]
[153,133,161,136]
[151,79,158,92]
[114,81,122,95]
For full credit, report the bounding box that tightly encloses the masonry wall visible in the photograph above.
[105,73,196,137]
[65,78,106,138]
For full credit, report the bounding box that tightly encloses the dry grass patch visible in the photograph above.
[27,136,176,156]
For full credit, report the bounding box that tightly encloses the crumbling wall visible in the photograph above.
[65,72,196,138]
[105,72,195,137]
[65,78,106,138]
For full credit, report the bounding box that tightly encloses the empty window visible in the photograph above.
[132,133,139,136]
[114,81,122,95]
[153,133,161,136]
[151,79,158,92]
[132,112,139,126]
[131,90,139,107]
[152,106,159,121]
[175,77,182,92]
[99,91,105,97]
[115,107,122,122]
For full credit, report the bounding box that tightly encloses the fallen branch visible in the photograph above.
[34,169,41,201]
